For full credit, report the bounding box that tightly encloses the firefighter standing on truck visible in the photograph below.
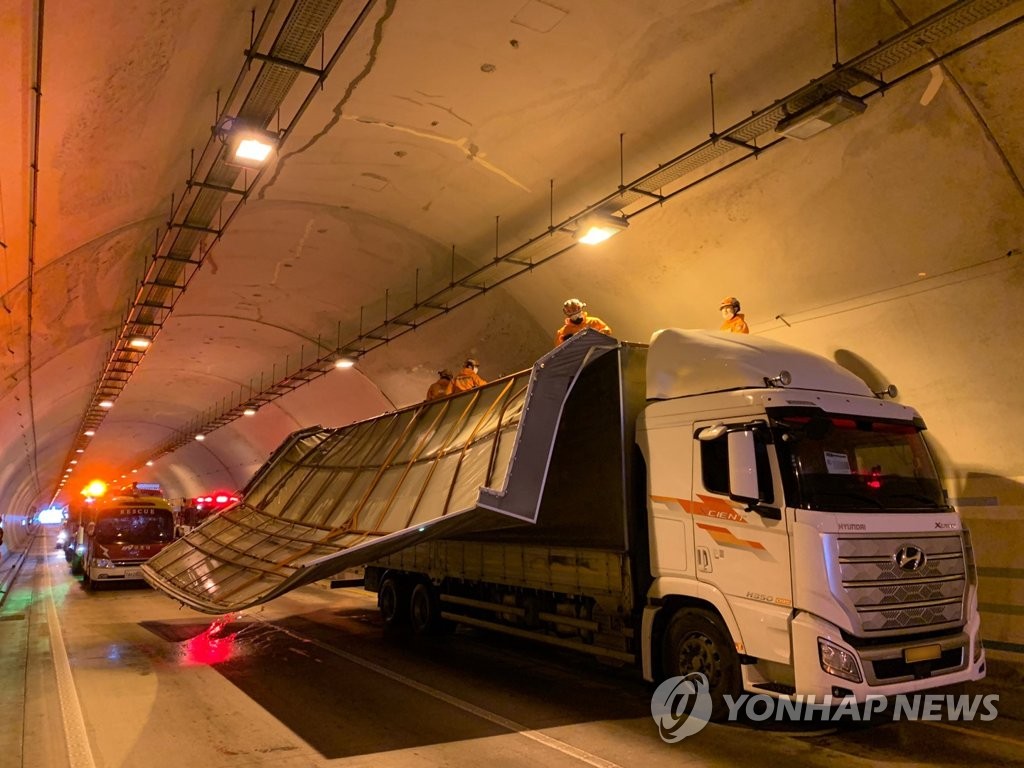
[554,298,612,346]
[719,296,749,334]
[452,358,487,392]
[426,369,454,400]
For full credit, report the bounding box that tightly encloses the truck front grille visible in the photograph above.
[836,534,966,634]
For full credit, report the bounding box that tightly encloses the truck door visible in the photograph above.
[692,419,793,663]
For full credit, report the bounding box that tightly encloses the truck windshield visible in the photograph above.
[94,510,174,545]
[769,410,947,512]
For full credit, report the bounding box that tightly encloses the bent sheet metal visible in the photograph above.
[143,331,619,613]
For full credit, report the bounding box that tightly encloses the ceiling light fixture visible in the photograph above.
[195,434,206,441]
[99,400,114,409]
[242,405,258,417]
[775,92,867,140]
[334,355,357,370]
[127,335,152,350]
[216,116,279,170]
[574,212,629,245]
[84,430,95,436]
[145,460,154,467]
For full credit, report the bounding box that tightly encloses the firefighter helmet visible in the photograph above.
[563,298,586,317]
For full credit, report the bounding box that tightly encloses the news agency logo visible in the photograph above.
[650,673,714,742]
[650,680,999,742]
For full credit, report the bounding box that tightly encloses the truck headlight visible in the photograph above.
[818,638,862,683]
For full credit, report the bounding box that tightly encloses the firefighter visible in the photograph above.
[452,358,487,392]
[553,298,612,346]
[719,296,749,334]
[426,369,454,400]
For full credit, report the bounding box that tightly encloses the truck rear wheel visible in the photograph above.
[409,582,451,635]
[378,575,409,628]
[662,608,741,722]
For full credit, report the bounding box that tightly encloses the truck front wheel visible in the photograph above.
[662,608,741,721]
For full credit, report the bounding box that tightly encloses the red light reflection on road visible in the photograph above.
[183,614,239,665]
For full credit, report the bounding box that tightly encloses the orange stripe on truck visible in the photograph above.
[696,522,767,550]
[650,494,747,523]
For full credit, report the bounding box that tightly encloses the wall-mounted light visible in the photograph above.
[574,212,629,245]
[127,335,152,350]
[216,116,279,170]
[775,92,867,140]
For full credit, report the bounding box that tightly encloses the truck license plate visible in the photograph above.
[123,568,141,579]
[904,644,941,663]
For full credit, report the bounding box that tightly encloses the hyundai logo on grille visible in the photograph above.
[895,544,927,571]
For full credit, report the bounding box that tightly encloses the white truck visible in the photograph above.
[145,329,985,716]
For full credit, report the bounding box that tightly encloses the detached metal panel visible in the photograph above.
[143,331,620,614]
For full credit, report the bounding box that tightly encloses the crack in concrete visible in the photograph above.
[344,114,531,192]
[258,0,399,199]
[394,94,473,126]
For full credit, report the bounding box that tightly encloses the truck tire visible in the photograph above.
[409,582,452,635]
[378,575,410,628]
[662,608,741,722]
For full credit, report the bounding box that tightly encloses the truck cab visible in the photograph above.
[638,329,984,711]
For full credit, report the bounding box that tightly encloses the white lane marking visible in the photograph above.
[44,560,97,768]
[264,619,624,768]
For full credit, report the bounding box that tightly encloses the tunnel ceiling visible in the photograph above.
[1,0,1022,514]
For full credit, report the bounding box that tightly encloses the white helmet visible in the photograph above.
[563,298,586,317]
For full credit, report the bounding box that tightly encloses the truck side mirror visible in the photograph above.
[727,430,761,505]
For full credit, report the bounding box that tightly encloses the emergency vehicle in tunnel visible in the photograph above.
[72,485,177,589]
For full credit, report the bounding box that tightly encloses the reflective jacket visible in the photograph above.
[553,313,612,347]
[452,367,487,392]
[720,313,749,334]
[426,377,453,400]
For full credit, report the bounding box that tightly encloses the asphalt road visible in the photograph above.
[1,529,1021,768]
